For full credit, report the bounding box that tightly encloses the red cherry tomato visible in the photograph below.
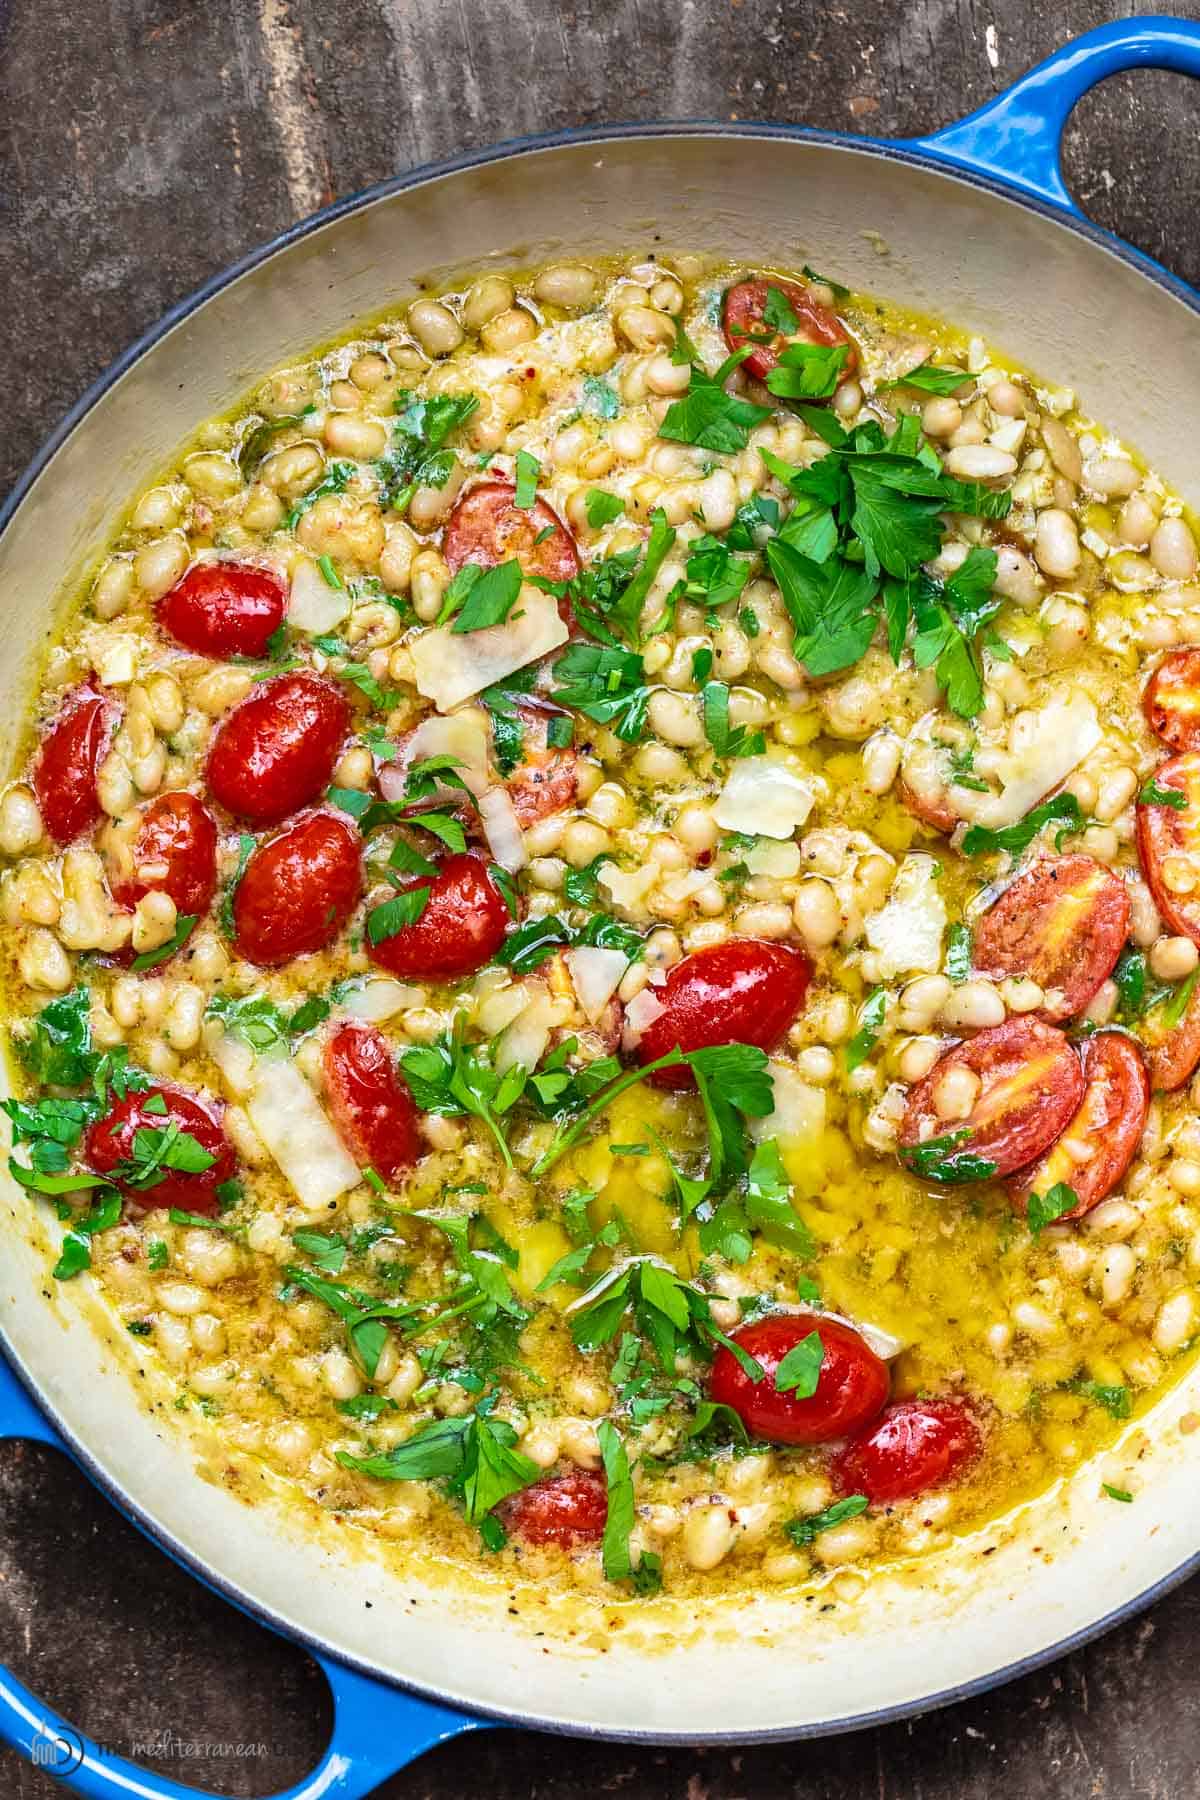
[32,685,117,845]
[366,852,509,981]
[636,940,812,1089]
[709,1315,889,1446]
[497,1469,608,1547]
[157,562,287,660]
[1010,1030,1148,1221]
[231,810,361,966]
[207,672,349,826]
[85,1083,235,1217]
[832,1399,981,1505]
[1137,752,1200,945]
[899,1017,1084,1181]
[443,480,580,584]
[971,855,1130,1022]
[1143,648,1200,752]
[721,277,859,386]
[1141,971,1200,1092]
[323,1021,423,1183]
[506,702,579,826]
[107,792,218,921]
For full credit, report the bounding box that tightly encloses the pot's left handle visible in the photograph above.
[0,1348,489,1799]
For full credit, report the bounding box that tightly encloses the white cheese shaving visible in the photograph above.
[621,987,666,1050]
[598,861,658,913]
[478,785,528,874]
[745,840,802,878]
[953,693,1101,831]
[381,708,492,801]
[337,978,426,1022]
[288,555,351,635]
[411,588,567,712]
[713,756,815,840]
[864,854,947,978]
[750,1061,826,1150]
[246,1057,360,1213]
[495,991,561,1075]
[565,946,628,1023]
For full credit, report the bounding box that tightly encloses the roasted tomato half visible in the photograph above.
[85,1083,235,1217]
[832,1400,982,1505]
[498,1469,608,1547]
[971,854,1130,1022]
[366,852,510,981]
[1009,1030,1149,1221]
[157,562,287,660]
[323,1021,423,1184]
[899,1018,1084,1181]
[444,480,580,584]
[1137,752,1200,945]
[636,940,812,1089]
[207,672,349,826]
[32,684,118,846]
[721,276,858,385]
[1140,971,1200,1092]
[709,1315,890,1446]
[1144,648,1200,753]
[231,810,362,965]
[106,792,219,922]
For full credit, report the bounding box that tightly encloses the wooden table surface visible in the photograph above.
[3,0,1200,1793]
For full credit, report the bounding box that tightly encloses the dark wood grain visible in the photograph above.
[3,0,1200,1794]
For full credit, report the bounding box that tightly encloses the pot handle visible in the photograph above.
[905,16,1200,212]
[0,1349,489,1799]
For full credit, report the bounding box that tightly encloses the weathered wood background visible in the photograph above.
[3,0,1200,1793]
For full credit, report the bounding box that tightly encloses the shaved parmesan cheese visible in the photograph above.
[204,1021,256,1098]
[751,1061,826,1151]
[338,978,426,1022]
[411,588,567,712]
[745,839,802,878]
[865,854,947,978]
[713,757,815,840]
[659,867,714,906]
[475,981,535,1037]
[953,694,1101,831]
[288,555,351,635]
[478,785,527,874]
[821,1310,906,1361]
[381,708,492,802]
[246,1057,360,1213]
[495,991,561,1075]
[621,987,666,1050]
[566,946,628,1023]
[599,861,657,913]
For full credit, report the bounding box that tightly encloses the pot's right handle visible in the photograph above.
[905,16,1200,212]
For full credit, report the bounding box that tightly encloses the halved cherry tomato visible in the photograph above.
[207,672,349,826]
[899,1017,1084,1181]
[1137,753,1200,945]
[366,852,509,981]
[1141,974,1200,1092]
[85,1082,235,1217]
[157,562,287,660]
[971,855,1130,1022]
[1009,1031,1149,1220]
[443,480,580,583]
[721,276,858,386]
[506,702,579,826]
[323,1021,423,1183]
[231,810,361,966]
[709,1315,889,1447]
[32,684,117,845]
[636,940,812,1089]
[107,792,218,920]
[497,1469,608,1547]
[1143,648,1200,752]
[832,1399,981,1505]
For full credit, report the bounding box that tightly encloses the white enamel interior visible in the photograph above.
[2,131,1199,1740]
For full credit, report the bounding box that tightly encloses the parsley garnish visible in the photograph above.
[284,460,354,530]
[398,1017,528,1168]
[550,642,650,741]
[701,680,765,760]
[960,791,1084,858]
[513,449,540,508]
[375,391,479,510]
[581,375,619,418]
[945,922,972,984]
[765,341,850,401]
[844,987,887,1072]
[1140,777,1187,810]
[774,1329,825,1396]
[659,349,771,454]
[883,363,971,396]
[1026,1182,1078,1236]
[902,1129,998,1185]
[784,1494,869,1545]
[585,489,625,529]
[1066,1379,1132,1420]
[1102,1483,1133,1502]
[440,558,523,635]
[130,913,198,972]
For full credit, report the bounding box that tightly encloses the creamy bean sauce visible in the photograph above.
[6,253,1200,1600]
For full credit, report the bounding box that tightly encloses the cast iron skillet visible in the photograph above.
[1,19,1200,1797]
